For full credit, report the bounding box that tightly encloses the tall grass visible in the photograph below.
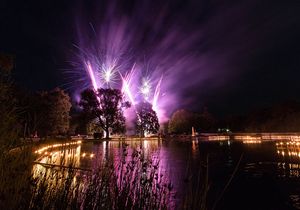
[29,143,174,209]
[0,146,34,209]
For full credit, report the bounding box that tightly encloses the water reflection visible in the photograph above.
[277,162,300,178]
[272,140,300,179]
[32,139,175,209]
[276,141,300,159]
[192,139,197,155]
[33,140,162,172]
[32,138,300,209]
[33,143,96,179]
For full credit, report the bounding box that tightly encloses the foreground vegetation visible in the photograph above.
[1,143,176,209]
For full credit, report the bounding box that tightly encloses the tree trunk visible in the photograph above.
[105,127,110,139]
[141,130,144,138]
[23,122,27,139]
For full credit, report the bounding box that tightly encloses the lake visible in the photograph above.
[33,138,300,209]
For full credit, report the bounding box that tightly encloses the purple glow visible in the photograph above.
[152,76,163,113]
[69,1,232,123]
[84,57,166,124]
[120,70,136,106]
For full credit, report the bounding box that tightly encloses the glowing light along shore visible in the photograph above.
[34,140,82,154]
[242,140,262,144]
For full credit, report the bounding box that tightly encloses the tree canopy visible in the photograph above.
[168,108,215,134]
[41,88,72,136]
[135,102,159,137]
[79,88,130,138]
[168,109,194,134]
[0,53,18,149]
[17,88,72,137]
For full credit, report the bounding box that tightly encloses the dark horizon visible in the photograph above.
[1,0,300,117]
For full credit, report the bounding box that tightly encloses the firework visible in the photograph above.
[140,77,151,101]
[120,64,136,106]
[81,56,166,124]
[152,76,163,113]
[100,60,118,87]
[85,61,99,91]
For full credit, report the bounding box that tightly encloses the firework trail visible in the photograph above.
[85,61,99,91]
[152,75,163,113]
[120,64,137,106]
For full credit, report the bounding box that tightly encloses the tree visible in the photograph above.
[244,101,300,132]
[0,54,32,210]
[135,102,159,137]
[37,88,72,136]
[46,88,72,135]
[168,109,194,134]
[196,107,216,132]
[0,53,18,149]
[79,88,130,139]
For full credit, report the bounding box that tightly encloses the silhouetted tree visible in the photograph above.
[196,107,216,132]
[168,109,194,134]
[244,101,300,132]
[135,102,159,137]
[79,88,130,139]
[17,89,72,137]
[47,88,71,135]
[168,108,216,134]
[0,53,18,149]
[0,54,34,210]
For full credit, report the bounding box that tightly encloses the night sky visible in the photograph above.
[1,0,300,117]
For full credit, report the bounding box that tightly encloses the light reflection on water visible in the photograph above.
[33,138,300,209]
[32,140,165,179]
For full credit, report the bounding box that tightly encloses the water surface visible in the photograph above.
[34,138,300,209]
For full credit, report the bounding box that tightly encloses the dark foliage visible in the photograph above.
[79,88,130,138]
[16,88,72,137]
[0,53,19,149]
[220,101,300,132]
[168,108,215,134]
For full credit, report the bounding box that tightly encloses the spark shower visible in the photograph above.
[84,57,164,122]
[68,0,223,123]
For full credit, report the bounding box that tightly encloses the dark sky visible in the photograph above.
[0,0,300,117]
